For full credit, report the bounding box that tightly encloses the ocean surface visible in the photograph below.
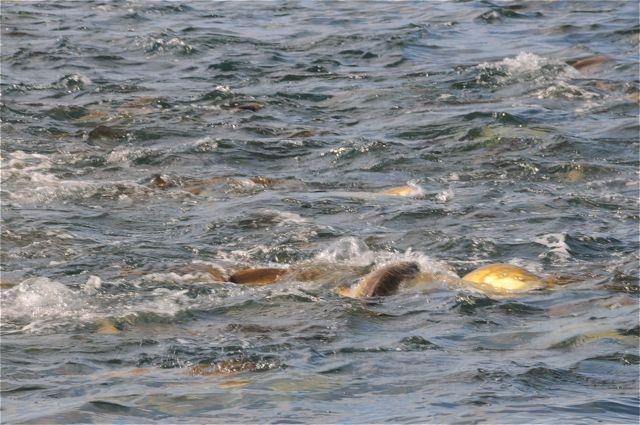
[1,1,639,423]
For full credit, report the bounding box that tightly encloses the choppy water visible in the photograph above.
[1,1,639,423]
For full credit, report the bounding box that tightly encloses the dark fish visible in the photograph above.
[337,262,420,298]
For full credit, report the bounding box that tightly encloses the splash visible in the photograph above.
[259,209,308,226]
[0,274,218,334]
[474,51,578,87]
[535,81,600,100]
[139,36,196,55]
[106,148,154,166]
[314,237,376,266]
[3,150,53,172]
[374,248,459,280]
[499,52,552,75]
[1,277,84,325]
[1,150,151,204]
[83,275,102,294]
[477,52,569,77]
[57,74,92,91]
[435,188,453,203]
[534,233,572,262]
[313,237,458,279]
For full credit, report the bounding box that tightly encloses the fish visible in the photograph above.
[335,262,421,298]
[568,55,610,71]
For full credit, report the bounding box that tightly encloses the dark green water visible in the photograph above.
[1,1,638,423]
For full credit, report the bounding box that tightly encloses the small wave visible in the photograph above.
[535,233,572,262]
[492,52,560,76]
[57,74,92,91]
[516,366,582,388]
[228,209,309,230]
[462,52,578,91]
[133,288,192,317]
[435,188,453,203]
[586,352,640,365]
[260,209,308,226]
[550,330,637,350]
[0,274,217,334]
[199,85,234,102]
[105,147,164,167]
[191,136,219,152]
[1,277,85,332]
[138,35,196,56]
[314,237,376,267]
[329,335,441,354]
[4,177,151,204]
[2,150,53,173]
[2,150,152,204]
[477,6,541,23]
[313,237,458,279]
[136,270,223,285]
[535,81,601,100]
[320,139,390,163]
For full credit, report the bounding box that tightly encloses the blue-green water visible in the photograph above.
[1,1,638,423]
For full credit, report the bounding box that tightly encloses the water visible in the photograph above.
[1,1,638,423]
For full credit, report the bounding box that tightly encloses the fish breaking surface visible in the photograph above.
[1,1,638,423]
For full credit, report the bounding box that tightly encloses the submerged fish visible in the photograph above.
[380,183,424,197]
[568,55,610,71]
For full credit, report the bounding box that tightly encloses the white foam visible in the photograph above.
[508,258,546,275]
[94,4,112,12]
[2,151,52,175]
[59,74,92,90]
[106,148,148,165]
[230,209,316,244]
[260,209,308,226]
[476,51,579,87]
[7,179,150,204]
[1,277,84,323]
[535,81,600,100]
[373,248,459,279]
[1,151,81,203]
[44,230,74,240]
[135,288,190,316]
[314,237,376,267]
[0,275,209,334]
[213,84,231,93]
[479,52,566,76]
[192,136,219,151]
[83,275,102,294]
[5,151,52,171]
[139,36,195,55]
[401,180,426,197]
[500,52,550,75]
[230,178,261,189]
[534,233,572,262]
[136,271,219,284]
[435,188,453,203]
[2,150,151,204]
[312,237,457,278]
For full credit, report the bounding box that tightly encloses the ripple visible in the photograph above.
[1,1,638,423]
